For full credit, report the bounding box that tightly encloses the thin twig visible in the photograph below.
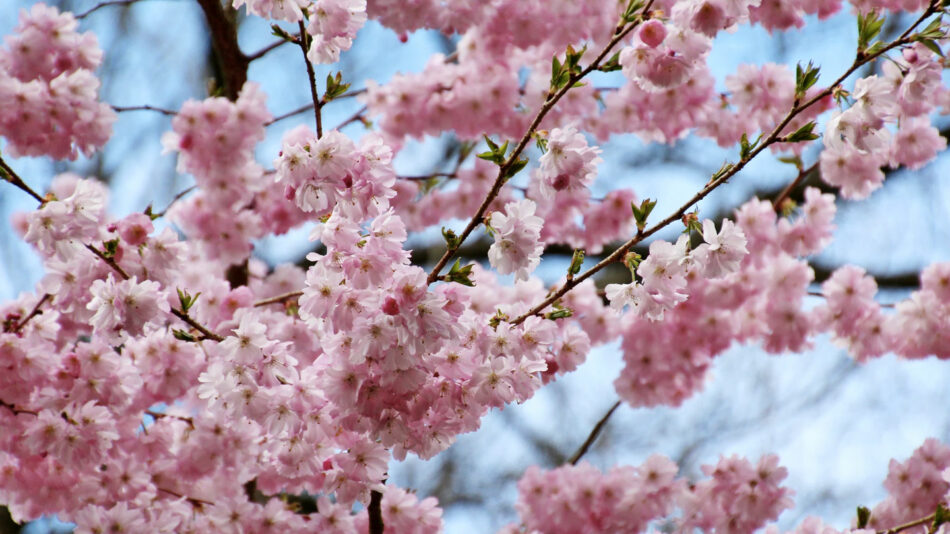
[146,410,195,427]
[151,185,196,218]
[76,0,140,18]
[425,5,654,285]
[247,35,296,61]
[772,162,819,212]
[266,90,366,126]
[879,513,937,534]
[568,400,621,465]
[334,105,367,130]
[0,398,38,416]
[8,294,52,334]
[297,21,323,137]
[253,291,303,307]
[157,487,213,508]
[85,244,131,280]
[509,5,938,326]
[0,157,45,204]
[112,104,178,116]
[399,172,458,181]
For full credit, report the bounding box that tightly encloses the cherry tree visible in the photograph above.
[0,0,949,532]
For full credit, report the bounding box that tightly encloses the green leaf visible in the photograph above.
[102,238,120,259]
[709,161,735,184]
[794,61,820,100]
[176,288,201,313]
[784,121,820,143]
[857,11,885,52]
[324,72,351,101]
[503,157,529,181]
[173,329,196,342]
[270,24,296,42]
[631,198,656,231]
[856,506,871,529]
[545,308,573,320]
[441,227,460,249]
[622,0,646,23]
[568,249,585,278]
[445,259,476,287]
[598,51,622,72]
[934,503,950,531]
[916,37,945,57]
[777,155,803,169]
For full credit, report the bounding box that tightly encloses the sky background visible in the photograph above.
[2,1,950,532]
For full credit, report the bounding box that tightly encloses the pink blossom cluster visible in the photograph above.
[820,43,947,199]
[0,4,115,160]
[305,0,367,64]
[274,127,396,220]
[504,453,790,534]
[614,189,833,407]
[488,199,545,281]
[537,126,602,198]
[679,454,794,533]
[162,83,309,263]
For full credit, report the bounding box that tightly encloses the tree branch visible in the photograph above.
[195,0,248,101]
[0,157,45,204]
[297,21,323,137]
[425,5,654,285]
[368,489,384,534]
[568,400,621,465]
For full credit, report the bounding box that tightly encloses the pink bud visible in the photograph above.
[638,20,667,48]
[382,296,400,315]
[903,47,918,63]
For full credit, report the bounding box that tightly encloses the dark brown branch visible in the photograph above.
[112,104,178,116]
[76,0,140,18]
[0,157,45,204]
[195,0,249,101]
[0,398,38,417]
[878,512,937,534]
[568,400,621,465]
[334,105,368,130]
[253,291,303,307]
[368,489,384,534]
[146,410,195,427]
[297,21,323,137]
[157,487,213,508]
[772,162,819,212]
[425,6,653,285]
[85,243,131,280]
[6,294,52,334]
[247,35,297,61]
[151,185,196,218]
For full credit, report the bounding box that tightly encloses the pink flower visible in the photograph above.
[488,199,544,281]
[537,126,602,198]
[86,275,170,342]
[694,219,749,278]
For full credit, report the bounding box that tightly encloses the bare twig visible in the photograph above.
[146,410,195,427]
[568,400,621,465]
[151,185,196,218]
[157,487,213,508]
[6,294,52,334]
[76,0,140,18]
[253,291,303,307]
[297,21,323,137]
[772,162,819,213]
[0,398,38,417]
[247,35,297,61]
[112,104,178,116]
[0,157,45,204]
[878,513,937,534]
